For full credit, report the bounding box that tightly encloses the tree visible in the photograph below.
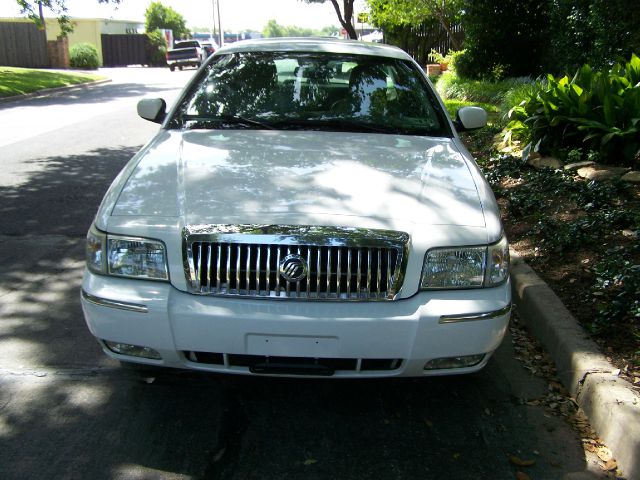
[302,0,357,40]
[16,0,120,36]
[262,19,332,38]
[145,1,190,40]
[367,0,463,50]
[456,0,549,79]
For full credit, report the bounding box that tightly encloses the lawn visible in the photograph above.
[0,67,106,98]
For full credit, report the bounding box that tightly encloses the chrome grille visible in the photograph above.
[183,225,409,301]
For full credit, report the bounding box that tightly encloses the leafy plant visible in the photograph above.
[69,43,100,70]
[505,54,640,167]
[146,29,167,67]
[427,48,446,64]
[591,245,640,333]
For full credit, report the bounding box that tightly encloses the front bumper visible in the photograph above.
[81,270,511,377]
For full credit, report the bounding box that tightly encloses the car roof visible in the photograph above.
[215,37,413,61]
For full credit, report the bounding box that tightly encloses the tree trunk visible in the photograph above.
[38,1,46,34]
[434,11,460,50]
[329,0,358,39]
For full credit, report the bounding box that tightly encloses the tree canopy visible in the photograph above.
[16,0,120,35]
[262,19,338,38]
[301,0,357,39]
[367,0,463,49]
[144,1,190,40]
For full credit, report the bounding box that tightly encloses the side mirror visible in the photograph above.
[455,106,487,131]
[137,98,167,124]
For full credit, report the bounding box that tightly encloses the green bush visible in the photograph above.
[146,29,167,67]
[459,0,548,79]
[505,54,640,167]
[69,43,100,70]
[546,0,640,73]
[435,74,535,107]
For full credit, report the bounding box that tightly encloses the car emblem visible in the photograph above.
[279,254,308,282]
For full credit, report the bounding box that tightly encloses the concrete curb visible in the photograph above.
[0,78,112,105]
[510,251,640,479]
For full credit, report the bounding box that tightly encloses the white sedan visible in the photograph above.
[81,38,510,377]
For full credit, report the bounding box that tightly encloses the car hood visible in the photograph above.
[111,130,486,229]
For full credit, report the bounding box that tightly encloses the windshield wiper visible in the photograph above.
[182,114,276,130]
[268,118,401,134]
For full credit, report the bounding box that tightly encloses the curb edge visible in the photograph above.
[510,250,640,479]
[0,78,112,105]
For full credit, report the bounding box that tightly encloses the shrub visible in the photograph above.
[459,0,548,79]
[146,29,167,67]
[505,54,640,167]
[546,0,640,73]
[435,74,535,107]
[69,43,100,70]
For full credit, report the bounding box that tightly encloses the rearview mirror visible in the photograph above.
[455,106,487,131]
[137,98,167,124]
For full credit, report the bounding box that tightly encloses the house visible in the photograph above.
[0,17,143,66]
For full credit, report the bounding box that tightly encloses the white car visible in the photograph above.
[81,38,510,377]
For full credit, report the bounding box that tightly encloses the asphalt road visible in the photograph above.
[0,67,600,480]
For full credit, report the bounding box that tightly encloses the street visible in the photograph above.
[0,67,594,480]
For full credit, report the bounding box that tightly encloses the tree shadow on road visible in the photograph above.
[0,146,139,237]
[0,145,595,480]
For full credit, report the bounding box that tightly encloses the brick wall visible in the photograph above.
[47,36,69,68]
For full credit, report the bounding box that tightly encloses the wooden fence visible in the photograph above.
[101,34,151,67]
[0,22,48,68]
[384,20,464,66]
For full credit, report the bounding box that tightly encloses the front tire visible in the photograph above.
[169,65,175,72]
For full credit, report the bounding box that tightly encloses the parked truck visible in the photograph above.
[166,40,207,71]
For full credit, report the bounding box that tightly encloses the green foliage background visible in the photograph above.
[144,1,190,40]
[261,19,338,38]
[69,42,100,69]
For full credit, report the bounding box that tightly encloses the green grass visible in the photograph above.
[435,73,541,128]
[0,67,106,98]
[442,99,500,122]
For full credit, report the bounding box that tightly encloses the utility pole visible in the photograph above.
[216,0,222,47]
[211,0,216,42]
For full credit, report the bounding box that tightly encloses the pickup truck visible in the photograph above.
[166,40,207,71]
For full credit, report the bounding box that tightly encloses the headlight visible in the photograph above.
[86,226,168,281]
[86,226,106,274]
[420,236,509,289]
[486,235,509,286]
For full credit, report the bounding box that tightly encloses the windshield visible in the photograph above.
[169,51,450,136]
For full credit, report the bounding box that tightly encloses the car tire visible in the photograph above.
[169,65,175,72]
[178,66,183,71]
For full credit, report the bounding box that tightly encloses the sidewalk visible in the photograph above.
[510,251,640,479]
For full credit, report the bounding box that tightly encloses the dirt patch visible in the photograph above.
[461,130,640,390]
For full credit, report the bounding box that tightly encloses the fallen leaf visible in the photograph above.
[603,459,617,471]
[611,369,621,376]
[509,455,536,467]
[303,459,318,466]
[515,472,531,480]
